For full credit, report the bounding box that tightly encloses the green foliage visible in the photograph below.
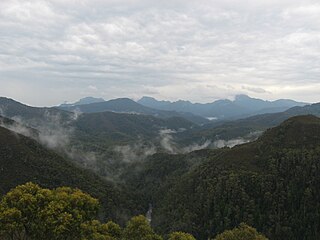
[80,220,122,240]
[122,215,163,240]
[214,223,268,240]
[130,116,320,240]
[0,182,100,239]
[0,126,142,224]
[168,231,196,240]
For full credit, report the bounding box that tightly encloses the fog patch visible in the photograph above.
[213,131,263,148]
[0,118,36,140]
[159,129,178,154]
[182,140,212,153]
[114,142,157,162]
[159,129,211,154]
[213,138,249,148]
[71,108,82,121]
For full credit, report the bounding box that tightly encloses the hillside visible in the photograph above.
[0,97,72,125]
[123,115,320,240]
[0,126,142,223]
[73,111,194,143]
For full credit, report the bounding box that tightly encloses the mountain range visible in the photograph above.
[57,95,307,124]
[58,98,209,125]
[138,94,307,119]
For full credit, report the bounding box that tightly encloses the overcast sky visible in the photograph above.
[0,0,319,106]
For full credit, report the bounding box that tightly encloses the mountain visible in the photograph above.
[59,97,105,107]
[0,97,196,145]
[123,115,320,240]
[0,97,72,125]
[0,97,199,178]
[58,98,209,125]
[137,95,307,120]
[73,111,195,144]
[178,102,320,145]
[0,125,142,223]
[198,103,320,139]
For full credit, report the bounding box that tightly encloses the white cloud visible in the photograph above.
[0,0,319,105]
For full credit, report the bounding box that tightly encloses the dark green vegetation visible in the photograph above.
[0,183,265,240]
[126,115,320,239]
[0,183,196,240]
[0,125,141,223]
[214,223,268,240]
[73,111,194,144]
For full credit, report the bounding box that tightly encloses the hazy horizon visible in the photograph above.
[1,0,319,106]
[0,93,311,108]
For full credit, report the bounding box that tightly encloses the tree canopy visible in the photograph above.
[214,223,268,240]
[0,182,195,240]
[0,182,117,240]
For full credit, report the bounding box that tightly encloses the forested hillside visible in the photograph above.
[123,115,320,239]
[0,126,142,223]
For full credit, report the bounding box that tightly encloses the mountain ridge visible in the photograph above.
[138,94,307,120]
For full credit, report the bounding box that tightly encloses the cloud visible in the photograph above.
[242,86,270,94]
[88,85,98,91]
[0,0,319,105]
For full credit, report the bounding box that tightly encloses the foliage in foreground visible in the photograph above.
[0,182,266,240]
[213,223,268,240]
[0,183,194,240]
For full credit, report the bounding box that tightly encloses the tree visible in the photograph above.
[214,223,268,240]
[0,182,101,240]
[168,231,196,240]
[80,220,122,240]
[122,215,163,240]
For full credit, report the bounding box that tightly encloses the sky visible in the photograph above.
[0,0,319,106]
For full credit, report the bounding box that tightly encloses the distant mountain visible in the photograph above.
[180,102,320,145]
[137,95,307,120]
[58,98,209,125]
[0,97,196,146]
[0,125,141,222]
[59,97,105,107]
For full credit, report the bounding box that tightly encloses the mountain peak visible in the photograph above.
[139,96,157,101]
[59,97,105,107]
[234,94,251,100]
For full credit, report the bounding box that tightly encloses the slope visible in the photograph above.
[0,126,142,223]
[125,115,320,240]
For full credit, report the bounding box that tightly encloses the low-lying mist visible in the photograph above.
[0,106,263,181]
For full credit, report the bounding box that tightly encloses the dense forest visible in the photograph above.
[122,115,320,239]
[0,182,266,240]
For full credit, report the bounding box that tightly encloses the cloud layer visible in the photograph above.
[0,0,319,106]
